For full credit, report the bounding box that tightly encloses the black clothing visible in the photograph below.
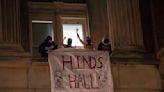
[39,41,57,57]
[98,42,112,54]
[63,38,72,48]
[65,44,72,48]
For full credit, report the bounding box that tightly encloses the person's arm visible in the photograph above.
[61,37,66,48]
[39,43,45,53]
[76,31,85,45]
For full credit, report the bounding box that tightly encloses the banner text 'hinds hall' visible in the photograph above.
[48,49,113,92]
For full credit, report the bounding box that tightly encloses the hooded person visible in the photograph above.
[97,38,112,54]
[39,36,58,57]
[65,38,72,48]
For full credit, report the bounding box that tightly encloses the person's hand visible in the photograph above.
[76,29,80,37]
[63,37,66,40]
[76,28,79,33]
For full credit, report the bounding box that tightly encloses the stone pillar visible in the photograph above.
[107,0,146,58]
[0,0,24,56]
[158,47,164,91]
[0,0,2,43]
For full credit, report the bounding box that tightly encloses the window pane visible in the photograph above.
[32,23,53,45]
[63,24,84,47]
[32,21,53,58]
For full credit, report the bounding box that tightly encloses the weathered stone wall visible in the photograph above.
[158,47,164,92]
[0,58,161,92]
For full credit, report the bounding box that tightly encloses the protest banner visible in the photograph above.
[48,49,113,92]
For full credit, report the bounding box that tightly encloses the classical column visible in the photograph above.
[0,0,2,43]
[0,0,24,56]
[107,0,146,58]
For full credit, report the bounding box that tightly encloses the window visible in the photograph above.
[29,2,89,59]
[63,24,84,47]
[32,20,53,58]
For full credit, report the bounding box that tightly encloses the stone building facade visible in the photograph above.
[0,0,163,92]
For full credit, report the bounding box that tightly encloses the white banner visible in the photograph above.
[48,49,113,92]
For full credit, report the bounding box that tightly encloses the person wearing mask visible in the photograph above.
[39,36,58,57]
[76,29,94,50]
[97,38,112,55]
[64,38,72,48]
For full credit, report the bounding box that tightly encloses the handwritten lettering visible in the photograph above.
[62,55,103,70]
[68,74,99,89]
[61,55,105,89]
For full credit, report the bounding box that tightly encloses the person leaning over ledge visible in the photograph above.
[97,37,112,55]
[76,29,95,50]
[64,38,73,48]
[39,36,58,57]
[62,37,73,48]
